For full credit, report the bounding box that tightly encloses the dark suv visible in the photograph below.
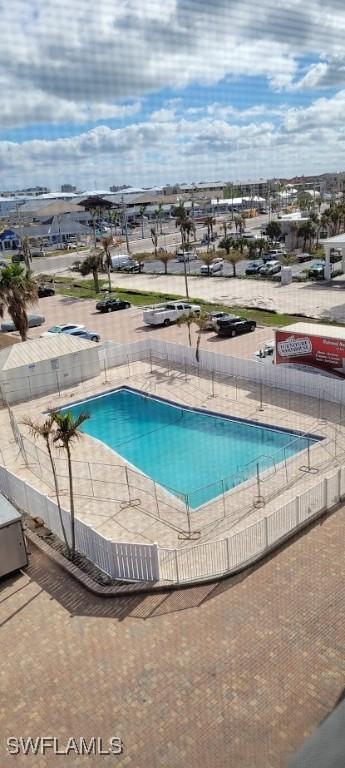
[216,315,256,337]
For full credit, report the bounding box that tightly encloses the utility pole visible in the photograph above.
[122,195,130,254]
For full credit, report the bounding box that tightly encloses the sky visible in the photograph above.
[2,0,345,190]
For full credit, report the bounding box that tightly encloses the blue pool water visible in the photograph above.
[62,388,319,508]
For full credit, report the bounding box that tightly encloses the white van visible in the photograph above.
[200,258,224,275]
[110,254,131,271]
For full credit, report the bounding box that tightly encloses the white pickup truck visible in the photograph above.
[143,301,201,327]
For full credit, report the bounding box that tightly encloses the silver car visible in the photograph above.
[1,314,45,332]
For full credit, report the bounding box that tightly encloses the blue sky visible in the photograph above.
[1,0,345,189]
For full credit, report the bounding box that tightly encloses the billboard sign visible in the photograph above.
[275,330,345,378]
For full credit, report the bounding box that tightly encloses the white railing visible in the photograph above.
[0,460,344,584]
[0,466,159,582]
[158,466,345,583]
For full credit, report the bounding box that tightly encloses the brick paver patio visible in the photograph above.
[1,505,345,767]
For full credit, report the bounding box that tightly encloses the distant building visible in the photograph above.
[60,184,76,193]
[0,229,20,251]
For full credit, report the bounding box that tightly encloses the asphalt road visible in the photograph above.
[30,213,272,275]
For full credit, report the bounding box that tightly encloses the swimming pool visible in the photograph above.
[62,387,320,508]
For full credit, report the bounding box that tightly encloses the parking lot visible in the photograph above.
[1,294,274,358]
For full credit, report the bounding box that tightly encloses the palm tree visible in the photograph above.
[155,203,164,234]
[205,215,216,242]
[298,221,316,251]
[265,220,282,242]
[221,221,228,239]
[183,218,196,248]
[172,202,188,249]
[177,309,209,361]
[172,203,190,299]
[310,211,320,246]
[21,236,32,273]
[52,410,89,559]
[199,251,216,276]
[219,237,243,276]
[255,238,268,257]
[234,215,243,235]
[150,226,158,257]
[289,221,299,251]
[79,251,103,293]
[101,235,113,292]
[139,204,147,239]
[0,263,38,341]
[156,248,174,274]
[280,253,296,266]
[224,249,242,277]
[107,209,120,237]
[23,415,69,554]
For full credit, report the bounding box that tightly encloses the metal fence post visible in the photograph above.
[226,536,231,570]
[125,465,131,503]
[221,479,226,518]
[88,461,95,497]
[56,371,61,396]
[174,549,180,583]
[211,370,215,398]
[324,477,328,510]
[263,515,268,548]
[258,381,264,411]
[296,495,300,525]
[153,481,160,518]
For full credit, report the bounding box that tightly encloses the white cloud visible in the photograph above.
[2,0,345,130]
[2,88,345,189]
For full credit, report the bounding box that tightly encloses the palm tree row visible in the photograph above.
[171,203,196,298]
[24,410,89,559]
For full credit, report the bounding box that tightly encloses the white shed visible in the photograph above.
[0,335,102,404]
[0,494,28,577]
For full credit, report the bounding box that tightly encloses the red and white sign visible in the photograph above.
[275,330,345,378]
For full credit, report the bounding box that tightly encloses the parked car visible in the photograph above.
[242,233,258,241]
[110,254,132,271]
[204,311,229,330]
[63,243,78,251]
[330,249,342,263]
[41,323,84,337]
[121,260,140,273]
[253,342,275,361]
[200,258,224,276]
[296,252,312,263]
[65,328,100,342]
[245,260,264,275]
[38,285,55,298]
[1,314,45,332]
[96,297,131,313]
[262,249,286,262]
[175,251,197,262]
[307,261,327,279]
[216,315,256,337]
[31,249,45,257]
[11,252,25,263]
[259,260,281,276]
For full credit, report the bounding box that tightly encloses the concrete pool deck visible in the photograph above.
[2,355,345,550]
